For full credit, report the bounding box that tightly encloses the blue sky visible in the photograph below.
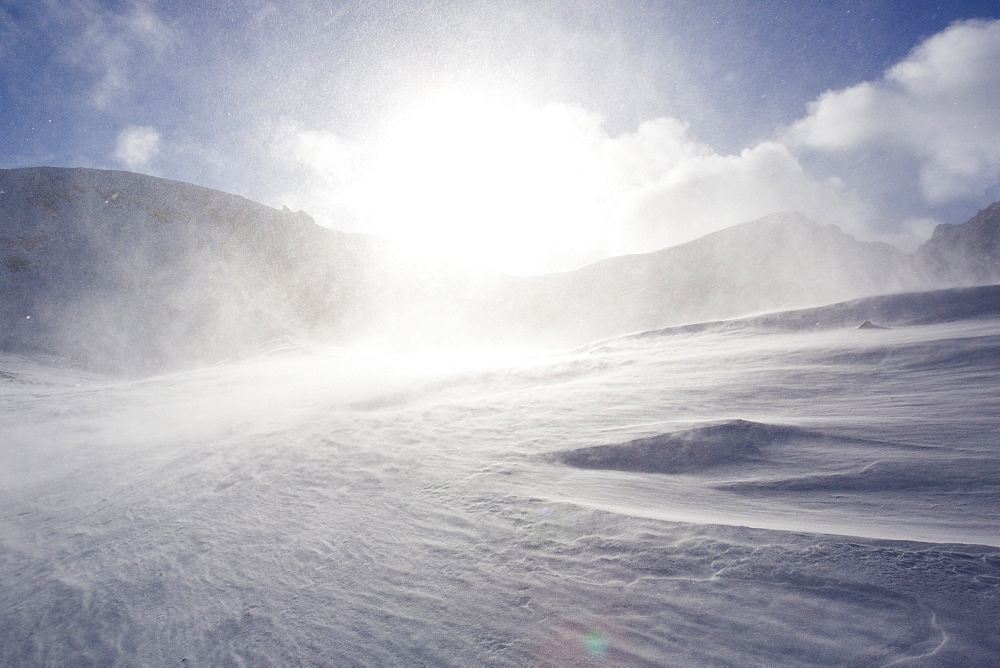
[2,1,999,273]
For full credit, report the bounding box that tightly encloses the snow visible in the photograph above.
[8,166,997,379]
[2,287,999,664]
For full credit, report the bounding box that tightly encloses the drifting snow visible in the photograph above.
[1,287,999,664]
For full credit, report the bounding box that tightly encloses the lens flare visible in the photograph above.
[584,629,610,658]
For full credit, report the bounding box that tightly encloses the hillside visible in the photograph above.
[917,201,1000,285]
[505,212,920,344]
[0,167,390,373]
[2,167,998,372]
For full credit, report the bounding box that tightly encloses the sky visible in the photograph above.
[2,0,999,275]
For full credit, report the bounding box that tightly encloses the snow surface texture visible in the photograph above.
[2,286,999,665]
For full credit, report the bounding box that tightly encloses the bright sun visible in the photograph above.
[350,89,611,274]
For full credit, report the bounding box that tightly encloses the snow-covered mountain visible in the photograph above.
[2,167,997,373]
[917,200,1000,285]
[0,167,392,373]
[504,212,922,345]
[3,167,1000,664]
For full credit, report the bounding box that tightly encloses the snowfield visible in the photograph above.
[2,286,999,665]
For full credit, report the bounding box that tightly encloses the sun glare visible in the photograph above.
[350,90,611,274]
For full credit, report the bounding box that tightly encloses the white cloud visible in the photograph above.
[601,117,714,189]
[789,19,1000,203]
[270,102,870,273]
[267,120,364,233]
[615,140,870,253]
[115,125,161,169]
[271,121,357,186]
[54,0,176,109]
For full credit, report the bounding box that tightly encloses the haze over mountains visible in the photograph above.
[1,167,998,374]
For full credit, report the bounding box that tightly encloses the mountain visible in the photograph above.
[0,167,514,373]
[916,201,1000,285]
[0,167,393,374]
[2,166,997,373]
[501,212,920,345]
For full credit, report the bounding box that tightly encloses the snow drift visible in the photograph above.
[551,419,800,474]
[1,283,998,664]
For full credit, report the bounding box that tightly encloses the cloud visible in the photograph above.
[614,140,870,253]
[789,19,1000,203]
[271,121,357,187]
[267,120,364,233]
[115,125,161,169]
[269,102,870,273]
[0,5,28,66]
[53,0,176,109]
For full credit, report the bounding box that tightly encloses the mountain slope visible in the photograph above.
[3,275,1000,665]
[504,212,920,344]
[0,167,389,373]
[2,167,997,372]
[916,201,1000,285]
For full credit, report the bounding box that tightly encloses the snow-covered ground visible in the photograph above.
[2,288,999,665]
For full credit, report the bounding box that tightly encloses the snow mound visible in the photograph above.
[551,419,803,474]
